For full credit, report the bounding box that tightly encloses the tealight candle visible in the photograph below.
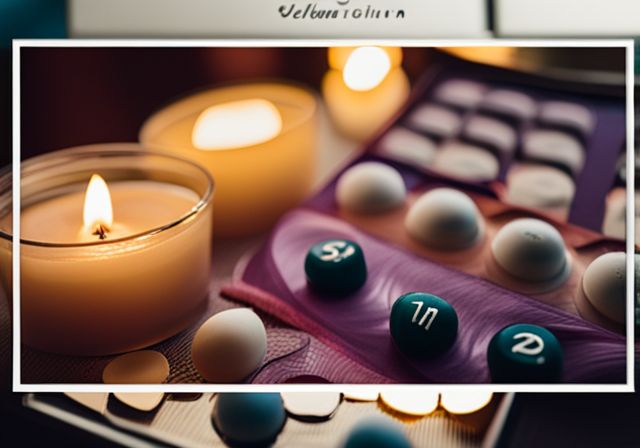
[322,46,410,141]
[0,145,213,355]
[140,82,317,237]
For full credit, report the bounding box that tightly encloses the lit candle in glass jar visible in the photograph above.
[322,46,410,141]
[0,145,214,356]
[140,83,318,237]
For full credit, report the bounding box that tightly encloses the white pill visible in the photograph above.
[405,188,483,250]
[538,101,595,135]
[407,103,462,138]
[506,164,575,209]
[481,89,537,121]
[102,350,169,384]
[440,390,493,415]
[522,130,585,175]
[492,218,569,282]
[378,127,437,169]
[342,390,379,402]
[433,141,500,182]
[434,79,487,109]
[602,189,640,245]
[191,308,267,383]
[464,116,517,154]
[380,390,439,416]
[281,392,341,419]
[336,162,407,214]
[582,252,626,324]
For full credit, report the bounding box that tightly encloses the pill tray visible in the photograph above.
[223,51,629,384]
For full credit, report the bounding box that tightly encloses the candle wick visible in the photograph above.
[93,224,109,240]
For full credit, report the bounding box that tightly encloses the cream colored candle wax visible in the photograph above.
[0,146,214,356]
[140,83,317,237]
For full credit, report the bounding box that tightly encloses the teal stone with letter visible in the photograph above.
[305,239,367,295]
[389,292,458,358]
[488,323,563,383]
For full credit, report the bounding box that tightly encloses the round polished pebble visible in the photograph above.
[407,103,462,138]
[405,188,482,250]
[582,252,626,324]
[379,390,439,416]
[488,323,563,383]
[440,390,493,415]
[481,89,537,121]
[341,417,411,448]
[432,141,500,181]
[463,115,517,154]
[336,162,407,214]
[305,239,367,295]
[491,218,569,283]
[281,392,341,420]
[378,127,437,169]
[114,392,165,412]
[390,292,458,358]
[522,129,585,175]
[102,350,169,384]
[434,79,487,109]
[538,101,595,135]
[191,308,267,383]
[212,393,286,447]
[506,164,575,209]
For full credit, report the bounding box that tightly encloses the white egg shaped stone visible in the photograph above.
[506,164,575,209]
[405,188,483,250]
[336,162,407,214]
[582,252,626,324]
[491,218,569,282]
[191,308,267,383]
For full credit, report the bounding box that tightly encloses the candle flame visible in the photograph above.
[342,46,391,92]
[192,98,282,150]
[83,174,113,237]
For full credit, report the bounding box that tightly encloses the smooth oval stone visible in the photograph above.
[582,252,626,324]
[407,103,462,138]
[506,164,575,209]
[432,141,500,182]
[102,350,169,384]
[433,79,487,109]
[491,218,569,282]
[341,417,412,448]
[342,390,379,402]
[481,89,537,121]
[522,129,585,175]
[113,392,165,412]
[305,239,367,295]
[538,101,595,135]
[191,308,267,383]
[488,323,563,383]
[389,292,458,357]
[336,162,407,214]
[212,393,286,447]
[378,127,437,169]
[464,115,517,154]
[405,188,482,250]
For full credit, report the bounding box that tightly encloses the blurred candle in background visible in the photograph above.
[322,46,410,141]
[140,82,317,237]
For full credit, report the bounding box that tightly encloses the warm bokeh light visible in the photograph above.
[342,46,392,91]
[83,174,113,234]
[192,99,282,150]
[440,390,493,415]
[380,390,439,416]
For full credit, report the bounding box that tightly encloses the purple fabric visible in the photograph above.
[231,209,626,384]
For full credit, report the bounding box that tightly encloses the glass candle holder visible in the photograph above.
[139,81,318,237]
[0,144,214,356]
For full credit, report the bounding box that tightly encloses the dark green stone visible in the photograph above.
[305,239,367,295]
[389,292,458,358]
[488,323,563,383]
